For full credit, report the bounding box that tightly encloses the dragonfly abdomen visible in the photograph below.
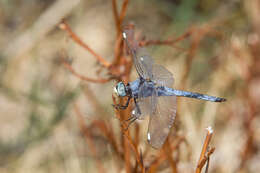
[158,86,226,102]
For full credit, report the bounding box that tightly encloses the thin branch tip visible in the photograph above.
[58,23,66,30]
[206,126,214,134]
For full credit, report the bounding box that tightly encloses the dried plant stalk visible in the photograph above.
[195,126,214,173]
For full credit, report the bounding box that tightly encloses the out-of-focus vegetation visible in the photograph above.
[0,0,259,172]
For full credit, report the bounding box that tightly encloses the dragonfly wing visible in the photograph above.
[151,64,174,88]
[123,29,154,80]
[133,82,157,119]
[135,49,154,79]
[147,94,177,149]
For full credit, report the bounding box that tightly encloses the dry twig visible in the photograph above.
[59,21,111,68]
[195,126,215,173]
[62,59,110,83]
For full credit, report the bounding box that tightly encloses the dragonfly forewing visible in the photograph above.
[123,29,154,80]
[151,64,174,88]
[135,48,155,80]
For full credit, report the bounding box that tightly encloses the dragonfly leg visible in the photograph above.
[123,98,141,130]
[125,115,136,121]
[124,98,141,122]
[113,96,131,109]
[134,98,142,115]
[124,116,137,131]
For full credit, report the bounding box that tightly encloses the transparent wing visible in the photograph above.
[151,64,174,88]
[132,82,157,119]
[147,95,177,149]
[123,29,154,80]
[135,49,154,80]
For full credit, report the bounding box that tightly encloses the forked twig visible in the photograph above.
[139,30,192,51]
[59,20,111,68]
[195,126,215,173]
[197,147,215,169]
[112,0,129,35]
[62,58,110,83]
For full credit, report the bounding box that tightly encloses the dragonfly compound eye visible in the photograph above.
[115,82,127,97]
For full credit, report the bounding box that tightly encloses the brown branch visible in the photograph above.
[59,21,111,68]
[112,95,144,172]
[148,137,184,173]
[139,39,186,51]
[112,0,120,34]
[164,139,178,173]
[195,126,214,173]
[89,120,123,160]
[62,60,110,83]
[112,33,124,65]
[124,132,145,173]
[112,0,130,66]
[140,30,191,44]
[118,0,129,27]
[197,147,215,169]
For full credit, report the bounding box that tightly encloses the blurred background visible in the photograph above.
[0,0,259,172]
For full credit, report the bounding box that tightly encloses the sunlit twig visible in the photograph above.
[62,59,110,83]
[59,20,111,68]
[195,126,214,173]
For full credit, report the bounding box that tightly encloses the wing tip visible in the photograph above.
[147,134,164,149]
[122,32,127,39]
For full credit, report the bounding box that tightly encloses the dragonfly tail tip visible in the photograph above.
[215,97,227,102]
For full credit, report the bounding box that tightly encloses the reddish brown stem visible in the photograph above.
[112,0,120,34]
[164,139,178,173]
[139,30,192,51]
[118,0,129,27]
[197,147,215,169]
[62,60,110,83]
[59,21,111,68]
[89,120,123,159]
[195,127,214,173]
[112,95,144,172]
[148,137,184,173]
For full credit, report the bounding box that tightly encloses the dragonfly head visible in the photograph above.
[114,82,127,97]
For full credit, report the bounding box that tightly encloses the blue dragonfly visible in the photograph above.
[113,29,226,149]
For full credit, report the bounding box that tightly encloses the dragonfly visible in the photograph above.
[113,29,226,149]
